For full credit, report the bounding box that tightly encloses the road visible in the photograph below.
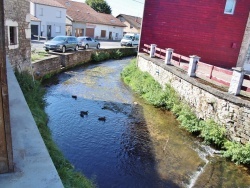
[31,40,122,52]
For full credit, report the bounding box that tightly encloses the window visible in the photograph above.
[101,30,106,37]
[115,33,118,37]
[40,8,43,16]
[56,26,61,33]
[56,11,61,18]
[9,27,18,45]
[224,0,236,14]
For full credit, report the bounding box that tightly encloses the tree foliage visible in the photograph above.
[85,0,112,14]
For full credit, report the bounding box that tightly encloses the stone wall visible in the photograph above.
[138,53,250,144]
[4,0,31,71]
[32,48,137,78]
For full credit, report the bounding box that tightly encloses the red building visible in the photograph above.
[140,0,250,69]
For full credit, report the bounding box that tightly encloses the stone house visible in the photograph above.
[140,0,250,70]
[4,0,31,71]
[116,14,142,35]
[56,0,126,40]
[30,0,67,39]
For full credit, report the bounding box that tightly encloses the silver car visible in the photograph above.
[77,37,100,49]
[44,36,79,53]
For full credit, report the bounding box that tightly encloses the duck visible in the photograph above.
[98,116,106,122]
[80,111,88,116]
[72,95,77,99]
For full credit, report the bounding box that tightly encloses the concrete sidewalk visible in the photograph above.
[0,61,63,188]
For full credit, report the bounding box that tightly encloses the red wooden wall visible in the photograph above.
[140,0,250,68]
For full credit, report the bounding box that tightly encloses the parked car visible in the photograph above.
[121,33,140,47]
[44,36,79,53]
[77,36,100,49]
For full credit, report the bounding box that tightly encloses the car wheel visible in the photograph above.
[75,45,79,51]
[96,44,100,49]
[85,44,89,49]
[62,46,66,53]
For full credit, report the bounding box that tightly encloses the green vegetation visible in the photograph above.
[31,51,50,62]
[121,59,250,165]
[15,71,95,188]
[223,141,250,165]
[91,51,110,62]
[91,49,136,62]
[85,0,112,14]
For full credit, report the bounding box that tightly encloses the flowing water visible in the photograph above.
[44,58,250,188]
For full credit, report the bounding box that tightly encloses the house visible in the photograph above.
[4,0,31,70]
[30,0,67,39]
[56,0,126,40]
[116,14,142,35]
[140,0,250,69]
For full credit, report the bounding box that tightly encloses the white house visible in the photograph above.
[30,0,66,39]
[56,0,126,40]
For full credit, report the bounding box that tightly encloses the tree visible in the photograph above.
[85,0,112,14]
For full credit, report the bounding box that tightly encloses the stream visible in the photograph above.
[44,57,250,188]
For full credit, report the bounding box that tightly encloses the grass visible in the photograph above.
[15,71,95,188]
[31,51,50,61]
[121,58,250,165]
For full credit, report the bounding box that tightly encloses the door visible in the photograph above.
[86,28,94,37]
[109,32,112,40]
[31,25,38,39]
[47,25,51,39]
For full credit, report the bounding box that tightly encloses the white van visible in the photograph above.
[120,33,140,47]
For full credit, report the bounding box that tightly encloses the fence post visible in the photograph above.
[165,48,174,65]
[188,55,200,77]
[150,44,157,58]
[228,67,244,95]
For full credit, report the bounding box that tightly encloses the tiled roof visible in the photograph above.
[116,14,142,30]
[30,0,65,9]
[30,14,41,22]
[56,0,126,27]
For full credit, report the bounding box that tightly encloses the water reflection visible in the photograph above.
[44,58,250,187]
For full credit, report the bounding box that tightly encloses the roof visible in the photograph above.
[30,14,41,22]
[30,0,65,9]
[116,14,142,29]
[55,0,126,27]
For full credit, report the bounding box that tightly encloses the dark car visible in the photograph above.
[77,36,100,49]
[44,36,79,53]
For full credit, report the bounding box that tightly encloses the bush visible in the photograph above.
[91,51,110,62]
[200,119,226,147]
[177,105,202,133]
[223,141,250,164]
[110,50,123,59]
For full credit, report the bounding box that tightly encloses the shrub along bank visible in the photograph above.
[15,71,95,188]
[91,49,137,62]
[121,59,250,165]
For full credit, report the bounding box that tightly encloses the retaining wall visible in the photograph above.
[138,53,250,144]
[32,48,137,78]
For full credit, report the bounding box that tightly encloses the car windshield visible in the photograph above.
[123,35,133,40]
[52,37,67,41]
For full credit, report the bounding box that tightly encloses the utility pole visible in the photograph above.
[0,0,13,174]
